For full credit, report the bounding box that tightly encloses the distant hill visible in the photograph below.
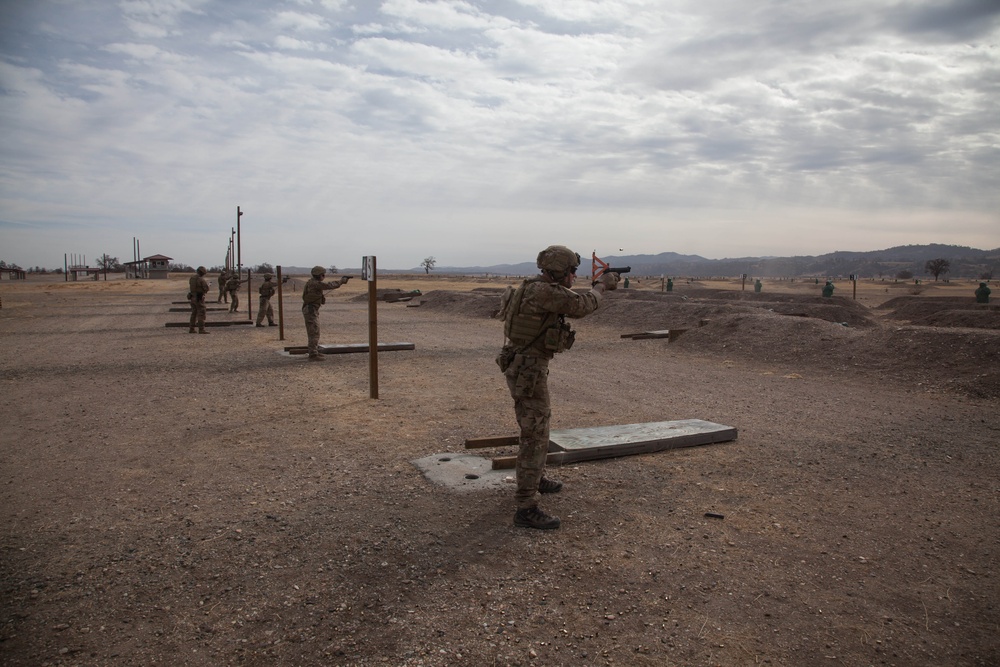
[421,244,999,280]
[273,245,997,280]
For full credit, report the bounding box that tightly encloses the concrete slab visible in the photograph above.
[411,453,514,493]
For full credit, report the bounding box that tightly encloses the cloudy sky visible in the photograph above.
[1,0,998,271]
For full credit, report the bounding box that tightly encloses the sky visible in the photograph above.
[1,0,998,271]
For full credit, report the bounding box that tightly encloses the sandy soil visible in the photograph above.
[1,273,998,666]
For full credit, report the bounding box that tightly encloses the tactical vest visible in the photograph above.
[302,279,325,305]
[259,282,275,298]
[503,278,574,355]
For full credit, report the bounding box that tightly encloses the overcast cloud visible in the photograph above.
[1,0,998,270]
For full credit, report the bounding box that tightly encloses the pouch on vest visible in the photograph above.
[496,345,516,373]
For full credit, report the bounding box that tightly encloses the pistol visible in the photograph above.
[593,266,631,285]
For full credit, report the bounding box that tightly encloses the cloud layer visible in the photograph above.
[1,0,998,270]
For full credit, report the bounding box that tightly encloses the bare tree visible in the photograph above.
[421,256,437,274]
[328,265,339,275]
[925,258,950,281]
[96,254,121,271]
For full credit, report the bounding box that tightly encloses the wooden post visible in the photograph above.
[276,266,285,341]
[246,268,253,321]
[366,256,379,399]
[852,274,858,300]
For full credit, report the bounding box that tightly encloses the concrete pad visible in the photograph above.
[412,453,514,493]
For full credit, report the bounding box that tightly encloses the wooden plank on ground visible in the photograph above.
[620,329,689,341]
[168,307,228,312]
[621,329,671,339]
[488,419,737,469]
[464,435,520,449]
[165,321,254,327]
[284,342,416,354]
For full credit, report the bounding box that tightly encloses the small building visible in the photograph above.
[0,266,27,280]
[146,254,173,280]
[124,255,173,280]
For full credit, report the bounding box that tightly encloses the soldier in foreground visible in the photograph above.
[226,271,242,313]
[256,273,277,327]
[302,266,350,361]
[188,266,210,334]
[822,280,835,297]
[496,245,619,529]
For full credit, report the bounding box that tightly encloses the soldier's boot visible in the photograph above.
[538,476,563,494]
[256,323,265,327]
[188,327,196,334]
[308,353,325,361]
[199,329,209,334]
[514,506,560,530]
[268,321,277,326]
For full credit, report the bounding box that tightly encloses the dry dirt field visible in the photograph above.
[1,273,998,667]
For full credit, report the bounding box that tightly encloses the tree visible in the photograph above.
[421,256,437,274]
[897,269,913,280]
[328,265,339,275]
[925,258,950,281]
[96,254,121,271]
[254,262,274,274]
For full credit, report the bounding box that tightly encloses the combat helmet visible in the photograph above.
[536,245,581,277]
[196,266,207,275]
[311,265,326,277]
[264,273,273,280]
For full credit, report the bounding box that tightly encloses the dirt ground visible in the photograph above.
[1,273,997,667]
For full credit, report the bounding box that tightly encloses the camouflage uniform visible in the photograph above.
[256,276,277,326]
[498,247,621,531]
[822,281,835,297]
[217,270,229,303]
[302,269,346,359]
[226,273,242,312]
[188,269,210,333]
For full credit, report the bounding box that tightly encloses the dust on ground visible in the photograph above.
[1,274,998,666]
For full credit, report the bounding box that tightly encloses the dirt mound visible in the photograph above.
[877,296,1000,329]
[415,289,1000,399]
[410,289,502,318]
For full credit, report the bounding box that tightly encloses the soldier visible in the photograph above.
[975,282,991,304]
[302,266,350,360]
[822,280,835,298]
[188,266,210,334]
[496,245,619,530]
[226,271,242,312]
[754,278,762,293]
[217,268,229,303]
[256,273,277,327]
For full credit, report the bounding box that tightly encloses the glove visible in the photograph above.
[340,276,351,285]
[597,272,619,291]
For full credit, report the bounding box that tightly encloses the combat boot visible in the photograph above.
[199,329,209,334]
[308,353,325,361]
[538,476,563,494]
[514,506,560,530]
[268,321,277,326]
[256,323,265,327]
[188,328,196,334]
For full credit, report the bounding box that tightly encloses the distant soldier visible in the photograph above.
[188,266,210,334]
[217,268,229,303]
[754,278,762,293]
[226,272,242,313]
[302,266,351,360]
[975,282,991,304]
[822,280,835,298]
[256,273,277,327]
[666,278,673,292]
